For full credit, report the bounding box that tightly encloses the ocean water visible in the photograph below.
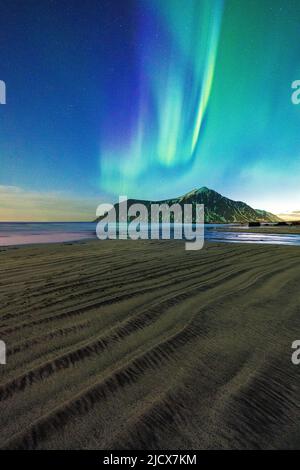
[0,222,96,246]
[0,222,300,247]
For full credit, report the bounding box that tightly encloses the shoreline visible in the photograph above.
[215,225,300,235]
[0,234,95,248]
[2,221,300,248]
[2,226,300,249]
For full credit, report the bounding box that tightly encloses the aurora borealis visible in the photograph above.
[99,0,300,212]
[1,0,300,220]
[100,0,224,194]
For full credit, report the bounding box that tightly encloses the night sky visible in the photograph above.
[1,0,300,220]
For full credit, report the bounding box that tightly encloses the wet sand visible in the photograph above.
[217,225,300,235]
[0,239,299,449]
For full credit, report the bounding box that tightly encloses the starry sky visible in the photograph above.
[1,0,300,221]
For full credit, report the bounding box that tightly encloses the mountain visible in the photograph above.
[95,187,282,224]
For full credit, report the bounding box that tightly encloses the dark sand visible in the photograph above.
[0,239,299,449]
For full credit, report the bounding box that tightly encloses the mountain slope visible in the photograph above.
[96,187,281,224]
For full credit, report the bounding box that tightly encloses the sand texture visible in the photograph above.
[0,239,299,449]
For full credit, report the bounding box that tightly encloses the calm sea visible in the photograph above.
[0,222,300,246]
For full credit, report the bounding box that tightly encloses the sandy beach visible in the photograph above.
[0,239,299,449]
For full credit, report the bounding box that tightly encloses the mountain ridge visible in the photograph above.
[95,187,281,223]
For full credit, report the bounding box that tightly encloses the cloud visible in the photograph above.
[0,186,101,221]
[233,159,300,214]
[277,210,300,221]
